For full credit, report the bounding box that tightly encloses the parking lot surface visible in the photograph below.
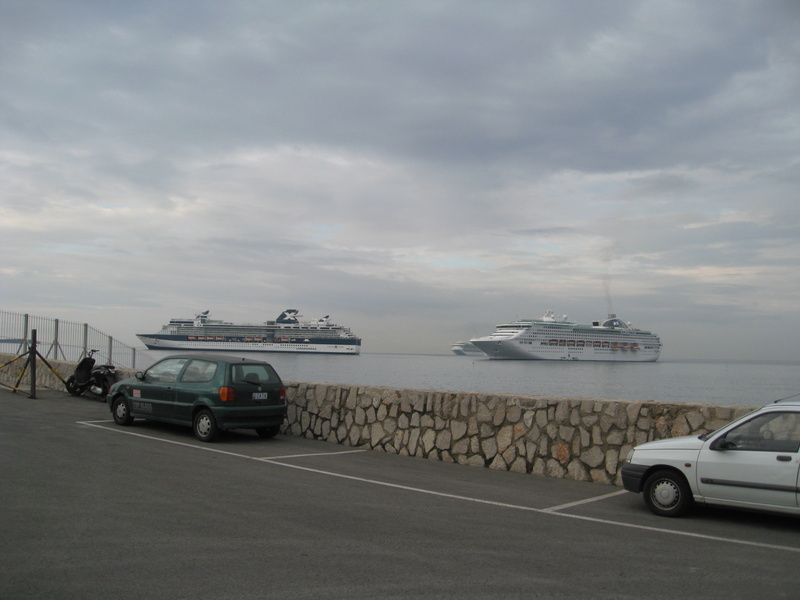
[2,387,799,599]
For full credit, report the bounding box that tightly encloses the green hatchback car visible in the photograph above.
[107,354,287,442]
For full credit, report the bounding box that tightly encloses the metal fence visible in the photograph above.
[0,310,139,369]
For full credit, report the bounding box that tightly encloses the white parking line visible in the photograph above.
[81,421,800,555]
[542,489,628,513]
[262,449,368,460]
[78,421,367,462]
[79,421,257,460]
[262,458,800,555]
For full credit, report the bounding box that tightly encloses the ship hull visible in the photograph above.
[470,338,658,361]
[137,335,361,355]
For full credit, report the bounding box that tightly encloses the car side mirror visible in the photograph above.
[135,371,145,381]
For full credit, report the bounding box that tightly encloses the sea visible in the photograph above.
[136,350,800,408]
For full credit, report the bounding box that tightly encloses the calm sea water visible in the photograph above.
[137,350,800,407]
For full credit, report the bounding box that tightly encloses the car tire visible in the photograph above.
[112,396,134,426]
[256,426,280,439]
[643,469,693,517]
[193,409,218,442]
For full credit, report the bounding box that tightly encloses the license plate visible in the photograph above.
[252,392,269,400]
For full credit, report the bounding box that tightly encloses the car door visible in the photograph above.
[174,358,219,423]
[131,357,189,419]
[697,411,800,509]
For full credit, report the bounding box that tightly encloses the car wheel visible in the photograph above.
[65,376,81,396]
[643,469,692,517]
[193,409,218,442]
[112,396,134,426]
[256,426,280,439]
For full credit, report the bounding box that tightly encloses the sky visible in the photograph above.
[2,1,799,360]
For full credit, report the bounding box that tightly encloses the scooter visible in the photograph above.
[65,349,117,399]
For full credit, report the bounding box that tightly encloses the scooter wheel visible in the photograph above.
[65,376,82,396]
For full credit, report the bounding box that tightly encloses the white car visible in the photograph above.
[621,400,800,517]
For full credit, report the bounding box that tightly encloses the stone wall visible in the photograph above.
[283,383,757,485]
[0,352,758,485]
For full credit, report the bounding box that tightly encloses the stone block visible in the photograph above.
[451,420,468,441]
[370,423,384,447]
[354,406,366,426]
[492,403,506,426]
[552,441,570,464]
[451,438,469,456]
[509,457,527,473]
[489,455,507,470]
[481,436,498,459]
[497,425,514,452]
[546,459,566,478]
[581,446,604,468]
[558,425,576,442]
[506,404,522,423]
[686,410,705,431]
[421,429,436,453]
[435,429,452,450]
[567,460,589,481]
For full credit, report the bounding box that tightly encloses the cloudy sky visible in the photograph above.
[2,1,799,360]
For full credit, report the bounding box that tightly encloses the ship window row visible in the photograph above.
[523,339,644,349]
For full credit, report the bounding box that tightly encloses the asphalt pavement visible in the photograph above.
[2,386,799,599]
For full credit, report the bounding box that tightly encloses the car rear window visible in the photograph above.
[231,364,279,385]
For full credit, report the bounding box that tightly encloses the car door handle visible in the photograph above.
[776,455,792,462]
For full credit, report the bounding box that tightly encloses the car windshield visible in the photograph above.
[231,364,277,385]
[724,411,800,452]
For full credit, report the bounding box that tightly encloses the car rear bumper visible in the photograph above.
[620,462,649,493]
[212,404,288,430]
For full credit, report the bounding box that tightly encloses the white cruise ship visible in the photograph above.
[470,310,661,361]
[137,309,361,354]
[450,341,484,356]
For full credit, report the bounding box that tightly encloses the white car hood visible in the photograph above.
[634,434,705,452]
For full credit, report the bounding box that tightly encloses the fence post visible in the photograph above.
[53,318,67,360]
[18,314,30,355]
[82,323,89,358]
[29,329,37,399]
[49,319,58,359]
[108,336,114,364]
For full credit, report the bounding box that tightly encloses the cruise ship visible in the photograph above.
[470,310,661,361]
[137,309,361,354]
[450,341,484,356]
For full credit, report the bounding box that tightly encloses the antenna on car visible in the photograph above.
[773,391,800,403]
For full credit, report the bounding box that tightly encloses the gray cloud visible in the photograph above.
[2,1,799,359]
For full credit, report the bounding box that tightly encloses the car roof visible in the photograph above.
[761,399,800,409]
[158,353,274,366]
